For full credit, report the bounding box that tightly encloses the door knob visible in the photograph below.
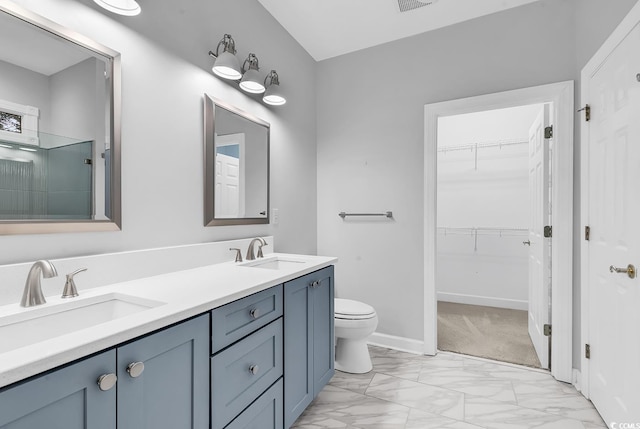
[97,373,117,391]
[522,240,531,246]
[609,264,636,279]
[126,361,145,378]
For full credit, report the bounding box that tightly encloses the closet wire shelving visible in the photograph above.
[437,138,528,170]
[437,226,528,252]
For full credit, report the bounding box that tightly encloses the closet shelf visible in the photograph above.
[437,138,528,153]
[438,226,528,237]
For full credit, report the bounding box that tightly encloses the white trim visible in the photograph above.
[573,368,583,393]
[579,0,640,399]
[437,292,528,311]
[424,81,575,383]
[368,332,424,355]
[0,99,39,146]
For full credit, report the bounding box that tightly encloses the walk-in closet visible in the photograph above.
[436,104,549,368]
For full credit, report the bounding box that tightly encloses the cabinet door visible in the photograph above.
[117,314,209,429]
[0,350,116,429]
[283,274,314,428]
[311,266,335,396]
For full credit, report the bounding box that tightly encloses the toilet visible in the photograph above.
[334,298,378,374]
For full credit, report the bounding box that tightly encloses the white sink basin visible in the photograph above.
[240,256,308,270]
[0,293,165,353]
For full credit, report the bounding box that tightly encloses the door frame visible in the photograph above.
[580,1,640,398]
[424,81,575,383]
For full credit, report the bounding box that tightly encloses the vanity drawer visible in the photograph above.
[211,284,283,353]
[225,378,283,429]
[211,318,283,429]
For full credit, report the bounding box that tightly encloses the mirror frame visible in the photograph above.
[203,94,270,226]
[0,0,121,235]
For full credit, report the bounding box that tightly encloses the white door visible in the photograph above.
[215,153,240,218]
[527,105,551,370]
[586,21,640,422]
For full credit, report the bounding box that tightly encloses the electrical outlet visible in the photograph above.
[272,208,279,225]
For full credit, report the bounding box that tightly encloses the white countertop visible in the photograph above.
[0,253,337,389]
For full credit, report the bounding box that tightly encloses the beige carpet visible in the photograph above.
[437,301,542,368]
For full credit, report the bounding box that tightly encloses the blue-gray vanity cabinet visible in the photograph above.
[0,350,116,429]
[0,314,208,429]
[211,317,283,429]
[211,284,283,354]
[284,266,335,428]
[225,378,283,429]
[117,314,209,429]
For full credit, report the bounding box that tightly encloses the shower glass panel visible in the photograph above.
[0,140,93,220]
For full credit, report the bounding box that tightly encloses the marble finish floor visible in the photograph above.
[292,346,605,429]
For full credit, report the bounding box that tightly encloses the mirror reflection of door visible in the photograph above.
[215,133,245,218]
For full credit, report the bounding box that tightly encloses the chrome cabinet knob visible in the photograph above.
[249,308,260,319]
[522,240,531,246]
[249,365,259,375]
[309,280,320,288]
[97,373,117,391]
[126,361,145,378]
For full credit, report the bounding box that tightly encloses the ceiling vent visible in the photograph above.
[397,0,438,13]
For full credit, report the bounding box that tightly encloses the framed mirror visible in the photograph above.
[0,1,121,235]
[204,95,269,226]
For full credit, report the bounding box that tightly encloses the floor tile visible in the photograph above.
[292,346,606,429]
[365,373,465,419]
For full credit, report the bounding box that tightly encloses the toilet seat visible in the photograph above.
[335,298,376,320]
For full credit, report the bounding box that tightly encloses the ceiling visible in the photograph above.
[0,11,91,76]
[257,0,540,61]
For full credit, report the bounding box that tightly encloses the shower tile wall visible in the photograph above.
[0,148,47,219]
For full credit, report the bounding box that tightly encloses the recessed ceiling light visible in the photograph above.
[93,0,141,16]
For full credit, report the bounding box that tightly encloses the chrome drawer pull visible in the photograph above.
[249,365,259,375]
[126,361,145,378]
[249,308,260,319]
[97,373,117,391]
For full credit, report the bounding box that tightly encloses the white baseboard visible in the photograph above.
[438,292,528,311]
[368,332,425,355]
[573,368,583,393]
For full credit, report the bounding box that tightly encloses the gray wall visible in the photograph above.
[0,0,317,264]
[0,59,51,132]
[316,0,638,367]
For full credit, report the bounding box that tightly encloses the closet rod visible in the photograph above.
[437,138,528,153]
[438,226,528,236]
[339,211,393,219]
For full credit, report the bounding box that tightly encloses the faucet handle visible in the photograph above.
[62,268,87,299]
[230,248,243,263]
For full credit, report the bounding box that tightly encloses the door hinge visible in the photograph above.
[585,226,590,241]
[585,344,591,359]
[578,104,591,122]
[544,324,552,336]
[544,126,553,139]
[544,225,552,238]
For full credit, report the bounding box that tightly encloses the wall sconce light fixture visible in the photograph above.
[208,35,286,106]
[93,0,141,16]
[263,70,286,106]
[239,54,265,94]
[209,34,242,80]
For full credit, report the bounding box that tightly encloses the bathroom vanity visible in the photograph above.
[0,253,336,429]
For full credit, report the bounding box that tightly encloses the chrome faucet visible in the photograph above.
[246,237,267,261]
[20,260,58,307]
